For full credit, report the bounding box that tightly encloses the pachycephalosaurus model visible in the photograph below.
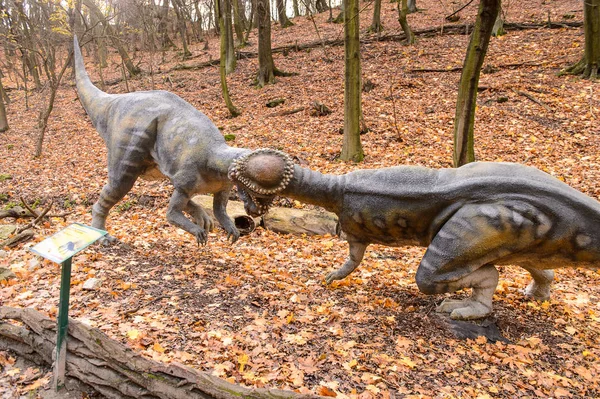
[228,149,600,320]
[74,36,280,244]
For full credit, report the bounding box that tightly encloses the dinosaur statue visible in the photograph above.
[228,149,600,320]
[73,36,280,244]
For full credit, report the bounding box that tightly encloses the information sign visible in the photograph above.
[30,223,107,263]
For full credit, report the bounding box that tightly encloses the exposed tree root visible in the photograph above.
[559,58,599,80]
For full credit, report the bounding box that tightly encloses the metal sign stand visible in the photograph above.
[53,256,72,390]
[30,223,106,391]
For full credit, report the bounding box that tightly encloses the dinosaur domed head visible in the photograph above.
[228,148,294,217]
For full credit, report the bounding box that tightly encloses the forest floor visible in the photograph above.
[1,0,600,398]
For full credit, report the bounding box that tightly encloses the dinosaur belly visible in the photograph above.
[339,210,428,247]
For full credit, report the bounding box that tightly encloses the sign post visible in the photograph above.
[30,223,107,391]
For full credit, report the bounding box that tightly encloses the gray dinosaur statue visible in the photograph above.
[228,149,600,320]
[73,36,276,244]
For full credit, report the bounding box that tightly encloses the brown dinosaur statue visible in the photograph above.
[73,36,281,244]
[228,149,600,320]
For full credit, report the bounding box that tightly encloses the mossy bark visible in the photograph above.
[217,0,241,116]
[368,0,384,33]
[453,0,499,167]
[232,0,247,46]
[277,0,294,27]
[340,0,364,162]
[398,0,415,44]
[82,0,141,76]
[223,0,237,73]
[0,77,7,132]
[492,0,505,37]
[561,0,599,79]
[257,0,276,87]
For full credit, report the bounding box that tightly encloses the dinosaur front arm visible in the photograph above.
[325,239,368,284]
[167,189,209,245]
[212,189,240,243]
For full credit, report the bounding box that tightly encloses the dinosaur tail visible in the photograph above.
[73,35,112,135]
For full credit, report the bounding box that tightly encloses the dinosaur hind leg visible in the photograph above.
[416,203,539,320]
[522,267,554,301]
[92,174,139,242]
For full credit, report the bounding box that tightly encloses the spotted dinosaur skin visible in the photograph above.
[74,36,250,244]
[235,160,600,320]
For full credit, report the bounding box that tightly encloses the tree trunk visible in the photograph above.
[256,0,275,87]
[35,51,73,158]
[453,0,499,167]
[217,0,241,116]
[193,0,205,41]
[397,0,414,44]
[277,0,293,27]
[583,0,600,79]
[158,0,176,49]
[224,0,237,72]
[368,0,383,33]
[82,0,141,76]
[561,0,600,79]
[233,0,247,46]
[172,0,192,59]
[0,307,322,399]
[407,0,417,13]
[293,0,300,17]
[340,0,364,162]
[0,77,7,133]
[492,0,505,36]
[315,0,328,13]
[90,11,108,68]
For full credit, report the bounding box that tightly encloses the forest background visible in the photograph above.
[0,0,599,398]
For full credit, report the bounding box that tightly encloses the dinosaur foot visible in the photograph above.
[436,298,492,320]
[98,234,118,246]
[521,281,551,302]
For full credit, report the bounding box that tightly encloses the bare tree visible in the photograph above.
[233,0,247,46]
[560,0,600,79]
[82,0,141,76]
[368,0,383,33]
[397,0,414,44]
[256,0,275,86]
[276,0,293,27]
[158,0,176,49]
[453,0,500,167]
[171,0,192,59]
[216,0,240,116]
[407,0,417,13]
[341,0,363,162]
[0,71,8,133]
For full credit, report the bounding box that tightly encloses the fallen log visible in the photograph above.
[263,207,338,236]
[192,195,339,237]
[168,21,583,72]
[0,306,322,399]
[0,229,34,248]
[191,195,260,235]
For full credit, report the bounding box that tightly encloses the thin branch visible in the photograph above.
[445,0,476,21]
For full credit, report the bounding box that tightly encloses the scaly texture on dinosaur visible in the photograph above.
[229,150,600,320]
[73,36,280,244]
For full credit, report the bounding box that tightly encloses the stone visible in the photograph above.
[28,257,42,271]
[82,278,102,290]
[0,267,16,281]
[0,225,16,240]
